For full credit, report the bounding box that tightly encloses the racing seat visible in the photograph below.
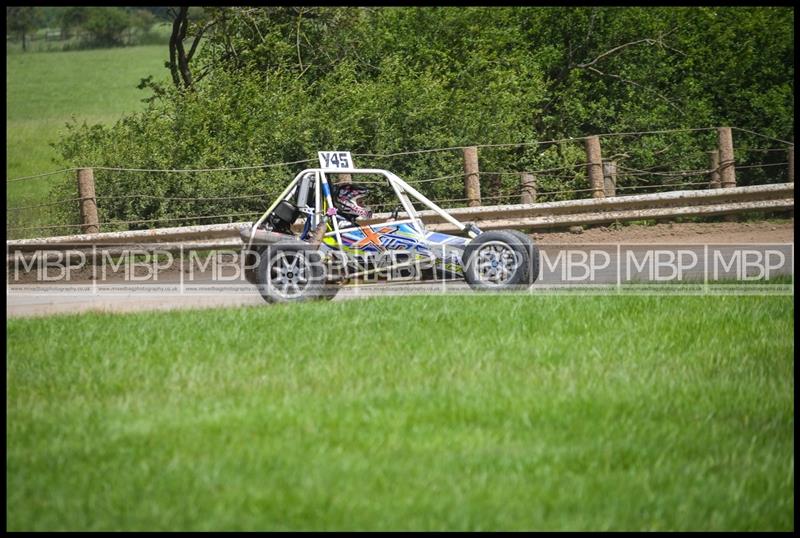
[267,200,300,233]
[267,172,315,233]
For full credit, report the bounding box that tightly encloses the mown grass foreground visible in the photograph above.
[6,295,794,531]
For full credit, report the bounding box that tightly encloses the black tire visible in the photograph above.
[500,229,540,287]
[461,230,533,292]
[254,241,339,304]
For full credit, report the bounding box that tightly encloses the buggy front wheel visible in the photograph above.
[461,230,538,291]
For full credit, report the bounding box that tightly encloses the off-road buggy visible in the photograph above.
[241,152,540,303]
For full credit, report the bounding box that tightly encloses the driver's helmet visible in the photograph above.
[333,184,373,221]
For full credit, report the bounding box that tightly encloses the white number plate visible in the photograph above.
[318,151,354,170]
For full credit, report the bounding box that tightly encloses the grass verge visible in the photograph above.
[6,294,794,530]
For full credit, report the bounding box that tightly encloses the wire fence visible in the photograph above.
[7,126,794,239]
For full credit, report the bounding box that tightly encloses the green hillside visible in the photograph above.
[6,45,168,203]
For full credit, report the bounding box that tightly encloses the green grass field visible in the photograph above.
[6,295,794,531]
[6,45,168,204]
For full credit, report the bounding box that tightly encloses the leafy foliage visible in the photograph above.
[50,7,794,231]
[6,7,165,52]
[82,7,130,47]
[6,7,44,51]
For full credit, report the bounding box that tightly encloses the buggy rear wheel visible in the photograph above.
[255,241,339,303]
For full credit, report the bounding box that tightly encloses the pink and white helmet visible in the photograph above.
[333,184,373,220]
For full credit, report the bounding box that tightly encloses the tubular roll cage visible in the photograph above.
[246,168,480,252]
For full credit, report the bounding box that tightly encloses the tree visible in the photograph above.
[58,7,88,40]
[167,7,214,89]
[6,7,43,51]
[84,7,130,47]
[130,9,156,35]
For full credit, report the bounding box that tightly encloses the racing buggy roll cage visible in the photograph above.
[245,167,482,253]
[242,155,540,303]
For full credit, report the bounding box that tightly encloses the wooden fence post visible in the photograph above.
[708,150,721,189]
[788,142,794,183]
[602,159,617,197]
[520,172,536,204]
[77,168,99,234]
[463,146,481,207]
[585,136,604,198]
[718,127,736,189]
